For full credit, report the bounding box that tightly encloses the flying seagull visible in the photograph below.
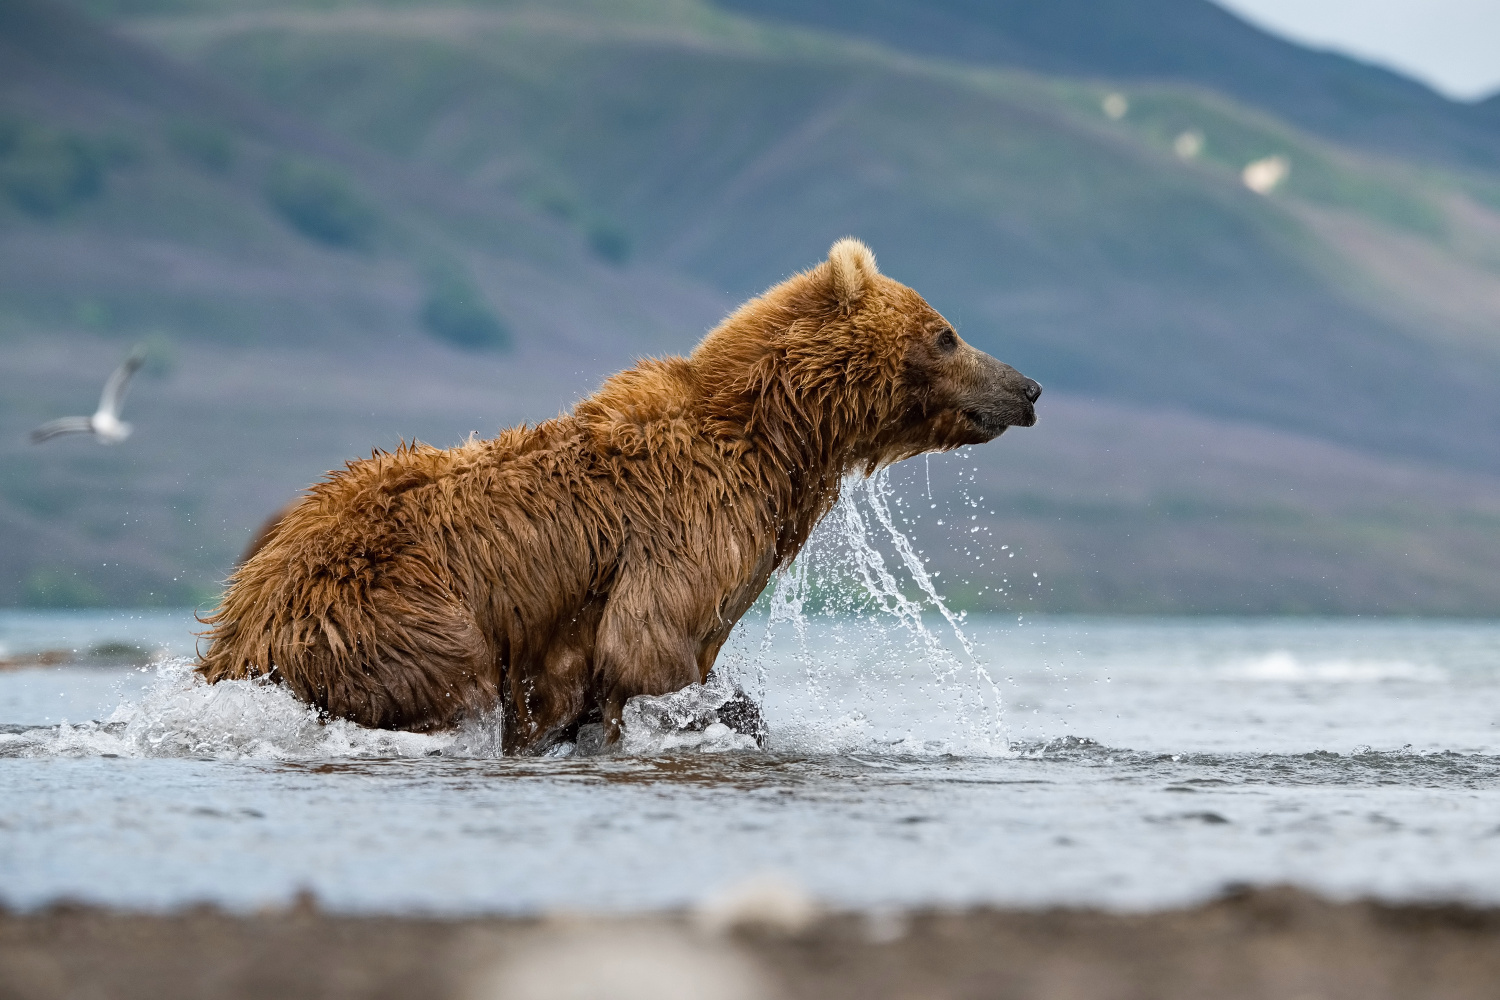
[30,348,146,445]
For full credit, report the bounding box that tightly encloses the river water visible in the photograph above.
[2,481,1498,915]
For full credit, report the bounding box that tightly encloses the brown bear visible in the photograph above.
[197,239,1041,754]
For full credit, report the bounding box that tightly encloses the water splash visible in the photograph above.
[617,667,762,755]
[0,658,493,761]
[727,470,1010,756]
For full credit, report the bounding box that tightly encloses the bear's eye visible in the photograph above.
[936,328,958,351]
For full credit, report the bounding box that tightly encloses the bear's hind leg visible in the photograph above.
[282,586,494,731]
[503,599,605,755]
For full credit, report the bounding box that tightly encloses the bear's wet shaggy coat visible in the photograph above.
[197,240,1040,753]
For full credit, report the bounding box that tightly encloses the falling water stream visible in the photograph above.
[733,471,1007,755]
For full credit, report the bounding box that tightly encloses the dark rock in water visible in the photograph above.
[715,687,768,748]
[87,641,146,663]
[0,648,71,671]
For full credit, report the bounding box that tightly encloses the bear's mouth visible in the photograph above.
[961,406,1030,437]
[962,409,1006,436]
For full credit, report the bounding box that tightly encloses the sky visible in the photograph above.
[1214,0,1500,101]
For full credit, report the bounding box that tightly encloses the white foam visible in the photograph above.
[0,657,766,761]
[0,658,482,760]
[1226,651,1445,683]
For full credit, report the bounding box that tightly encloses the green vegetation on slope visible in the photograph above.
[263,157,380,248]
[420,264,510,349]
[0,115,130,217]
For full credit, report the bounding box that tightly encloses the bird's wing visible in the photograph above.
[97,349,145,419]
[30,417,94,443]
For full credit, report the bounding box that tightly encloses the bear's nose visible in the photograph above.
[1022,378,1043,403]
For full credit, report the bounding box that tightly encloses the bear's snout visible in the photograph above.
[958,353,1040,437]
[1014,376,1043,425]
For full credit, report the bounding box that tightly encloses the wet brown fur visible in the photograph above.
[197,240,1039,754]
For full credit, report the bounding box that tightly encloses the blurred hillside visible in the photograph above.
[721,0,1500,172]
[0,0,729,605]
[3,0,1500,614]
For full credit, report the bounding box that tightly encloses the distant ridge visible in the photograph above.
[0,0,270,129]
[715,0,1500,173]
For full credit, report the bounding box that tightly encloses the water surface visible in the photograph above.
[3,608,1497,914]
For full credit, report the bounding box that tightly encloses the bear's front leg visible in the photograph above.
[592,565,722,745]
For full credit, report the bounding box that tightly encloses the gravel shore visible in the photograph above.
[4,887,1500,1000]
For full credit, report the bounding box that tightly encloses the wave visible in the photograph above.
[1224,651,1444,683]
[1006,734,1500,787]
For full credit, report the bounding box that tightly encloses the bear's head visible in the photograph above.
[697,238,1041,475]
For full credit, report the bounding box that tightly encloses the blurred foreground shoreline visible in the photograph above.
[4,887,1499,1000]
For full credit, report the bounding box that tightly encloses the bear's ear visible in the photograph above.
[827,237,878,312]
